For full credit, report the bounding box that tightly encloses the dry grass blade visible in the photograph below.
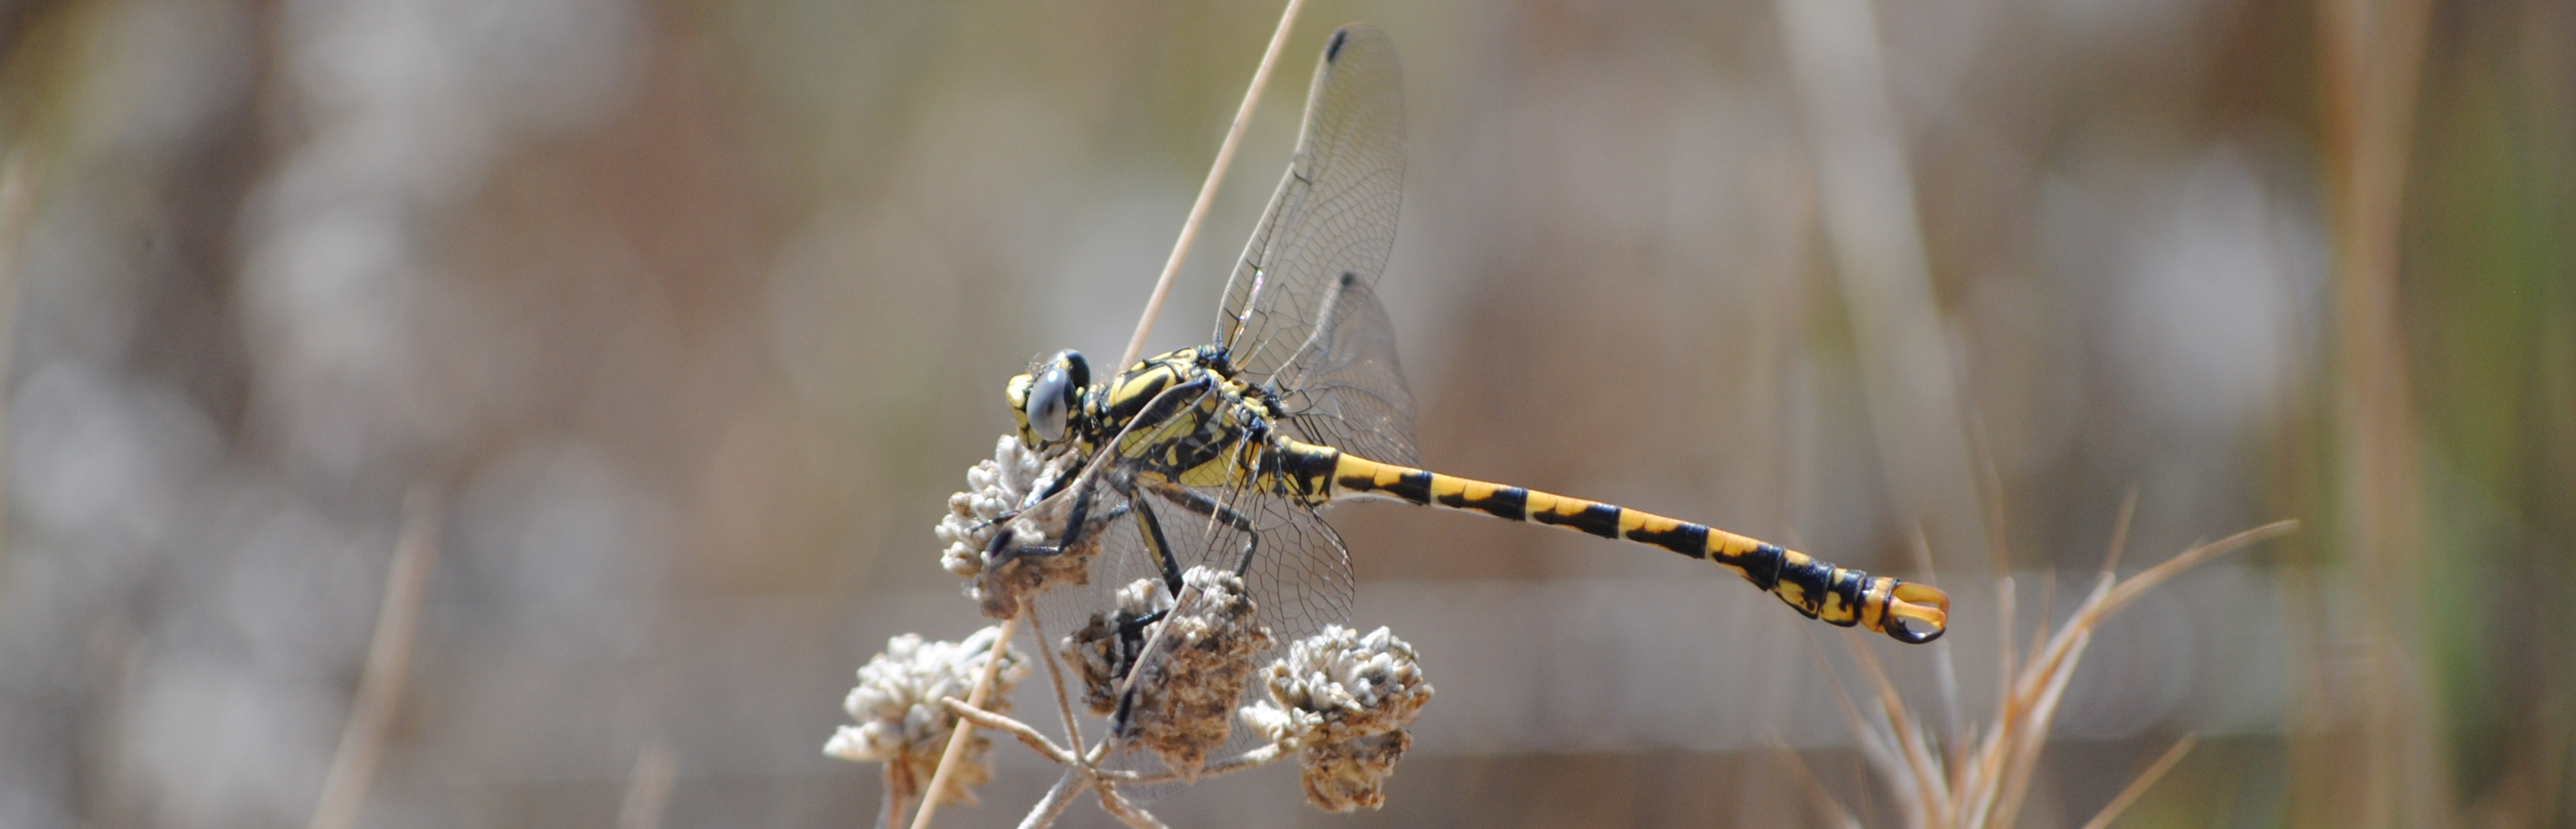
[1812,511,2294,829]
[0,152,40,571]
[1772,739,1866,829]
[1849,637,1954,826]
[309,488,439,829]
[2075,734,2198,829]
[1120,0,1310,369]
[2095,521,2297,621]
[906,614,1022,829]
[618,740,676,829]
[1807,632,1904,785]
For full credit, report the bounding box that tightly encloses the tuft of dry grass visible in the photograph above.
[1801,501,2297,829]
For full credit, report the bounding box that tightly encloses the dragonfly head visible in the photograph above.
[1007,349,1091,448]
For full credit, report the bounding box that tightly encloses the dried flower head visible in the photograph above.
[1113,567,1273,777]
[1244,625,1433,811]
[825,626,1030,806]
[934,435,1085,617]
[1063,577,1171,716]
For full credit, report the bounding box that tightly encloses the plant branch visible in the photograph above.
[1119,0,1309,369]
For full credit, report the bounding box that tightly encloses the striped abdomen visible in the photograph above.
[1274,439,1949,643]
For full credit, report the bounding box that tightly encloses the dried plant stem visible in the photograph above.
[0,153,39,571]
[1772,740,1864,829]
[1096,786,1170,829]
[1851,639,1953,825]
[944,698,1085,768]
[1016,772,1088,829]
[308,489,439,829]
[618,740,675,829]
[881,765,914,829]
[1023,605,1087,751]
[1119,0,1309,369]
[1986,522,2295,829]
[1775,0,1988,563]
[1822,513,2294,829]
[2074,734,2197,829]
[2317,0,2438,823]
[942,697,1289,787]
[906,614,1020,829]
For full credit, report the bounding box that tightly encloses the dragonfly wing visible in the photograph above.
[1087,473,1355,799]
[1213,24,1406,394]
[1270,274,1419,466]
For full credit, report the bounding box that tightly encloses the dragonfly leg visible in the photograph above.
[1121,489,1190,597]
[987,503,1131,564]
[1104,604,1172,735]
[1144,482,1263,574]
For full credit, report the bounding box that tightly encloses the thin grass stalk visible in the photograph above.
[1810,633,1908,796]
[2025,573,2057,674]
[906,614,1021,829]
[1773,740,1867,829]
[2317,0,2438,819]
[1119,0,1309,369]
[1906,529,1965,761]
[2074,735,2198,829]
[0,153,35,574]
[617,740,675,829]
[308,488,438,829]
[1023,601,1087,753]
[1849,639,1954,826]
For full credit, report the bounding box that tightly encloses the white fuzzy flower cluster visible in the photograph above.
[1243,625,1433,811]
[935,435,1061,579]
[936,436,1088,618]
[825,626,1030,806]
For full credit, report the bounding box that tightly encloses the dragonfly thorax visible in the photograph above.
[1006,345,1278,456]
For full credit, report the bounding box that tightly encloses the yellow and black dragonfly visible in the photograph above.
[979,22,1947,765]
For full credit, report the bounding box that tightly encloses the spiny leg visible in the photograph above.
[1142,480,1263,574]
[1120,480,1190,599]
[984,501,1133,564]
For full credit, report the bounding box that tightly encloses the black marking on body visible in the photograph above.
[1534,501,1623,538]
[1278,444,1340,500]
[1826,570,1871,626]
[1736,544,1788,592]
[1624,522,1710,560]
[1776,555,1836,617]
[1477,487,1530,521]
[1381,470,1434,505]
[1326,27,1349,61]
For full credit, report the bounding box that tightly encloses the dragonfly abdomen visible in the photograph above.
[1293,442,1950,643]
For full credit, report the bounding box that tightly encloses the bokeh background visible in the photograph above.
[0,0,2567,826]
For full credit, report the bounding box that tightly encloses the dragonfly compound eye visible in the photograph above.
[1027,365,1072,443]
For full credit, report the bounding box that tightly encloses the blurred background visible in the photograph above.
[0,0,2566,826]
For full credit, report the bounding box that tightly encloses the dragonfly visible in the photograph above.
[980,22,1949,773]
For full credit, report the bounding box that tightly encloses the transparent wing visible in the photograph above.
[1268,274,1418,466]
[1213,26,1413,466]
[1108,469,1353,798]
[1038,455,1355,799]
